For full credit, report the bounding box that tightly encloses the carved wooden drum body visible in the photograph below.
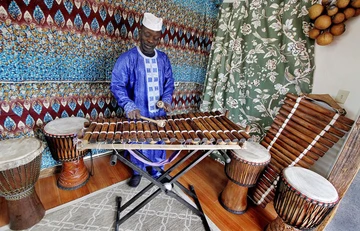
[0,137,45,230]
[44,117,90,190]
[266,166,339,231]
[220,142,270,214]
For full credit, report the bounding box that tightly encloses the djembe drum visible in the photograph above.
[266,166,339,231]
[0,137,45,230]
[43,117,90,190]
[219,142,270,214]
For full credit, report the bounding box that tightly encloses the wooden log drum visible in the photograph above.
[43,117,90,190]
[0,137,45,230]
[266,166,339,231]
[219,142,270,214]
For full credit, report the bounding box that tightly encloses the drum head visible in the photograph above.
[0,137,44,171]
[231,142,271,164]
[44,117,88,135]
[283,167,338,203]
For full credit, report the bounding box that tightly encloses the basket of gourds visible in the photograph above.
[308,0,360,45]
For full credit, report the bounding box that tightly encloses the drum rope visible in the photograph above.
[1,186,35,201]
[275,183,337,229]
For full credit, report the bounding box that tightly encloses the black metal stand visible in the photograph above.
[112,149,212,231]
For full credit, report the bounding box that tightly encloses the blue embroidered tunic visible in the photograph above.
[111,47,175,175]
[111,47,174,118]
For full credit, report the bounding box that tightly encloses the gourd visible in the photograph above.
[307,0,360,46]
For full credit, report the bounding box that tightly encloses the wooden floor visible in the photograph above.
[0,151,277,230]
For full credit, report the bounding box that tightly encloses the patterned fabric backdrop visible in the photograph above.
[0,0,220,168]
[201,0,315,141]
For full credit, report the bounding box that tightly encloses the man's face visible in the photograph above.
[139,26,162,56]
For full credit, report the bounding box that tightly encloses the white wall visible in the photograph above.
[311,19,360,177]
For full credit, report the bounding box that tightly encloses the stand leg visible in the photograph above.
[112,149,213,231]
[190,185,211,231]
[115,197,122,231]
[165,185,210,230]
[120,183,155,211]
[117,189,162,226]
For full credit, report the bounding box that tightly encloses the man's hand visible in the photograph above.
[127,109,141,119]
[163,102,172,112]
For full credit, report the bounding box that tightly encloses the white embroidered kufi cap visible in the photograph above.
[142,12,163,31]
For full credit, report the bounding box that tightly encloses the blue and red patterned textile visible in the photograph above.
[0,0,219,168]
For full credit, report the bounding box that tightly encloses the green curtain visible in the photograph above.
[200,0,315,141]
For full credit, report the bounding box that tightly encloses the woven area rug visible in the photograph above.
[1,178,219,231]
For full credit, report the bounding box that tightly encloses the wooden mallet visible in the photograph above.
[140,116,166,127]
[138,101,167,127]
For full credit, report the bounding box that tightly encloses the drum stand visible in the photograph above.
[110,149,213,231]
